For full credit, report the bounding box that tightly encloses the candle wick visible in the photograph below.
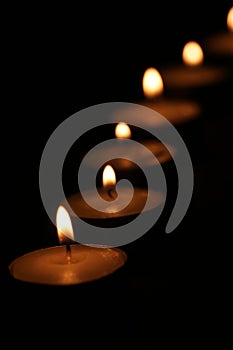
[107,187,118,200]
[66,244,72,264]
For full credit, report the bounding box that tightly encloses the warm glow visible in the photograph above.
[56,206,74,243]
[182,41,204,66]
[115,122,131,138]
[227,7,233,32]
[142,67,164,98]
[102,165,116,188]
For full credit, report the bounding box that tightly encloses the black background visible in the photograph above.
[3,1,233,346]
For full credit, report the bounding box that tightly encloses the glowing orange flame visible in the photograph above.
[115,122,131,138]
[56,206,74,243]
[227,7,233,32]
[142,67,164,98]
[182,41,204,66]
[102,165,116,188]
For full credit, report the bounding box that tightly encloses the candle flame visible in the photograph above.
[115,122,131,138]
[182,41,204,66]
[56,206,74,243]
[142,67,164,98]
[102,165,116,188]
[227,7,233,32]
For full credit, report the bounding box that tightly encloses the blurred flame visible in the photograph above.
[227,7,233,32]
[182,41,204,66]
[115,122,131,138]
[142,67,164,98]
[56,206,74,243]
[102,165,116,188]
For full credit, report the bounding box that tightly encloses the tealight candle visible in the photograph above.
[204,7,233,60]
[114,121,174,166]
[136,67,202,126]
[84,123,175,172]
[107,139,175,170]
[9,206,127,285]
[160,41,229,93]
[121,67,204,163]
[67,164,164,221]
